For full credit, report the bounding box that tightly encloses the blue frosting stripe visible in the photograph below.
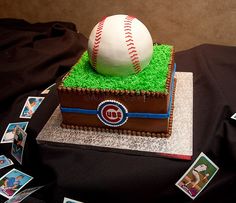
[60,107,97,115]
[61,63,176,119]
[127,112,170,119]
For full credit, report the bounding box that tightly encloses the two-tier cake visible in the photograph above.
[57,15,176,137]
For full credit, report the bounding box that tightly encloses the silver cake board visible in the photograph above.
[37,72,193,160]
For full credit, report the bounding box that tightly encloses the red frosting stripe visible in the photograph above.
[124,16,141,73]
[91,17,107,69]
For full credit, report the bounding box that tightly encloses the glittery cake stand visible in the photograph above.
[37,72,193,160]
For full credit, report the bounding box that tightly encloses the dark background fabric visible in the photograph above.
[0,19,236,203]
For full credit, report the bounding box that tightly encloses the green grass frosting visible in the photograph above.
[63,44,172,93]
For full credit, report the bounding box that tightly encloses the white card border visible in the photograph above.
[63,197,83,203]
[231,113,236,120]
[41,83,56,94]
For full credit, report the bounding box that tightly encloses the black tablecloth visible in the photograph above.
[0,19,236,203]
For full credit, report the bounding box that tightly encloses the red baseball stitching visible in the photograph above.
[124,16,141,74]
[91,17,107,69]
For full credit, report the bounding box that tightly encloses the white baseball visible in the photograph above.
[88,14,153,76]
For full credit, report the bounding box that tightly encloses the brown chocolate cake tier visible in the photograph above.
[58,45,176,138]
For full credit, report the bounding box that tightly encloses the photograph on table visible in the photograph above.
[11,126,27,165]
[175,152,219,199]
[0,168,33,199]
[41,83,56,94]
[19,96,44,119]
[4,185,43,203]
[0,155,13,170]
[1,122,28,144]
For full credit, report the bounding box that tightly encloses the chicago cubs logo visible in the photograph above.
[97,100,128,127]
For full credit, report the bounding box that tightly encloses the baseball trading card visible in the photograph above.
[19,96,44,119]
[41,83,56,94]
[63,197,84,203]
[231,113,236,120]
[0,168,33,199]
[11,127,27,165]
[0,155,13,170]
[175,152,219,199]
[4,185,43,203]
[1,122,28,144]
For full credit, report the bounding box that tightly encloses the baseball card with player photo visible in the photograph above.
[0,155,13,170]
[11,126,27,165]
[20,96,44,119]
[1,122,28,144]
[0,168,33,199]
[41,83,56,94]
[4,185,43,203]
[175,152,219,199]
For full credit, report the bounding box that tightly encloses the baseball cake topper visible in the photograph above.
[88,14,153,76]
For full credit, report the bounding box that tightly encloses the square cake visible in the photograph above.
[57,44,176,137]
